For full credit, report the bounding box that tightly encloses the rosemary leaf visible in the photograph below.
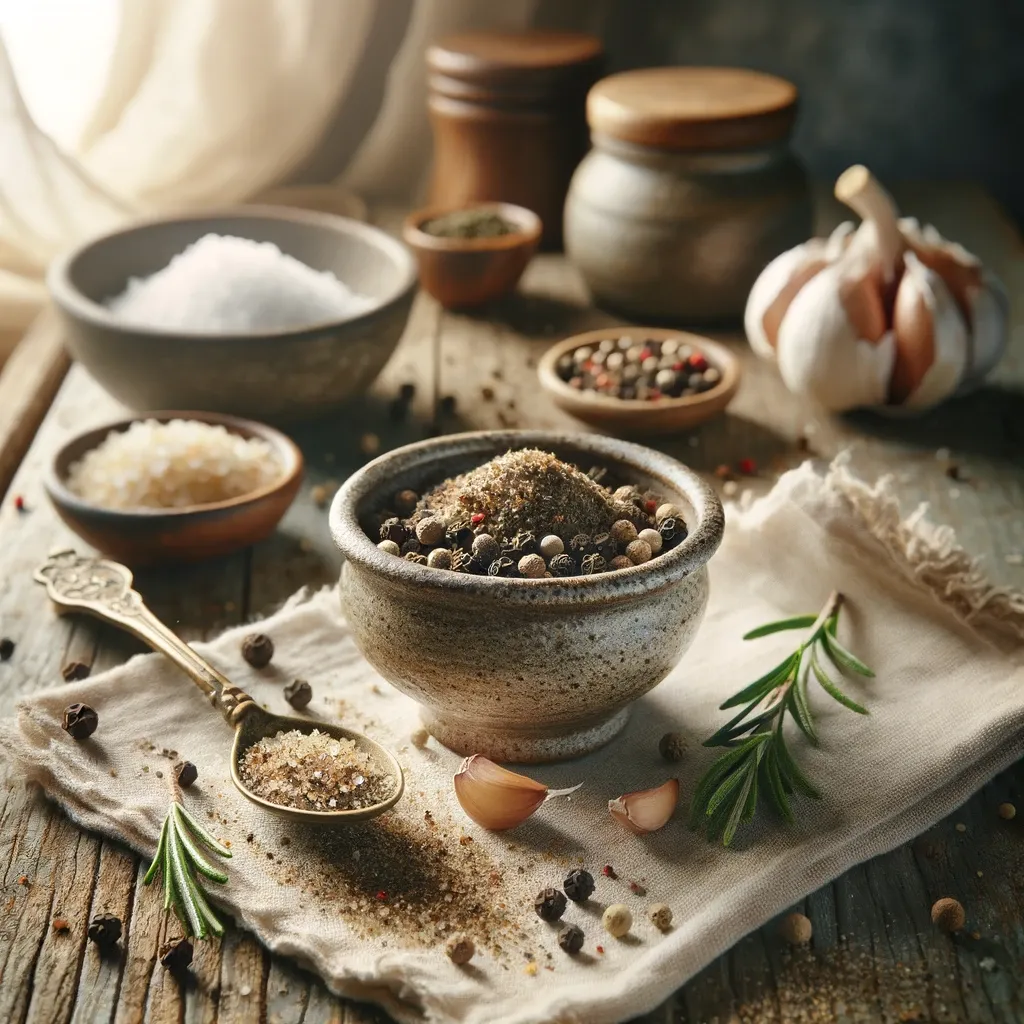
[167,818,207,938]
[742,614,818,640]
[822,633,875,677]
[172,805,229,883]
[143,815,168,887]
[773,730,821,799]
[722,765,757,846]
[811,648,869,714]
[719,654,797,709]
[176,804,233,858]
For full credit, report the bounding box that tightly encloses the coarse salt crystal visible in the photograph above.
[107,233,374,333]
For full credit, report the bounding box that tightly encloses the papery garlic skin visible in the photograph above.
[775,263,896,411]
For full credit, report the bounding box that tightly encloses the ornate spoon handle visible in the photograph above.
[35,549,258,726]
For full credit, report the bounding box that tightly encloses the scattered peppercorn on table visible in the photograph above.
[0,186,1021,1024]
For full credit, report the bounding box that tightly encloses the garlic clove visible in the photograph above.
[899,217,1008,388]
[775,263,896,411]
[744,222,855,360]
[892,252,967,410]
[744,240,829,358]
[608,778,679,834]
[453,755,580,831]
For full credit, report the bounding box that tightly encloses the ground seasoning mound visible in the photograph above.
[422,448,619,543]
[263,798,524,957]
[238,729,394,812]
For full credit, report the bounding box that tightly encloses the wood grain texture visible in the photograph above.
[0,186,1020,1024]
[0,310,70,501]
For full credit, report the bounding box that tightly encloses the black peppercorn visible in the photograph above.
[174,760,198,788]
[61,661,91,682]
[62,702,98,740]
[569,534,592,555]
[400,537,422,555]
[508,531,538,556]
[658,517,678,542]
[558,924,585,954]
[534,887,567,922]
[380,518,406,544]
[593,533,616,560]
[549,553,575,577]
[0,637,15,660]
[284,679,313,709]
[487,556,514,577]
[580,553,606,575]
[87,914,122,948]
[241,633,274,669]
[160,937,193,972]
[563,868,595,903]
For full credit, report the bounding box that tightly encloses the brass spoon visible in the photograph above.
[35,549,404,824]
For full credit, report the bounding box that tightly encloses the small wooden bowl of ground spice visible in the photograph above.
[46,412,303,566]
[330,430,723,763]
[539,328,741,435]
[402,202,542,309]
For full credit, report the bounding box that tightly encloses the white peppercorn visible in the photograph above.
[445,932,475,964]
[539,534,564,559]
[518,553,547,578]
[611,519,638,546]
[648,904,673,930]
[656,503,681,522]
[378,540,401,556]
[602,903,632,938]
[427,548,452,570]
[472,534,500,564]
[416,517,446,546]
[638,528,663,554]
[625,539,653,565]
[610,555,632,571]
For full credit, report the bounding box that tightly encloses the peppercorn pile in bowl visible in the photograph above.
[374,449,687,579]
[538,327,741,435]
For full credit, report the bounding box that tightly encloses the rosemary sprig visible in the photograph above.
[143,798,232,938]
[690,591,874,847]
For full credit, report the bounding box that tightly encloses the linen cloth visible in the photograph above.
[4,457,1024,1024]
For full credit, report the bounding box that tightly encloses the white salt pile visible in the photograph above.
[106,233,374,333]
[67,419,281,509]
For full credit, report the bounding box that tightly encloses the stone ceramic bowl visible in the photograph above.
[330,431,723,763]
[47,206,416,423]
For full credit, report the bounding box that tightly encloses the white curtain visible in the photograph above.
[0,0,602,359]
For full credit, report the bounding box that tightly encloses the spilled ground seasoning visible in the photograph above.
[260,791,525,958]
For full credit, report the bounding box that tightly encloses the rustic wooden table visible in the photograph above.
[0,186,1021,1024]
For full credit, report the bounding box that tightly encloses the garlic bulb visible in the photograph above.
[744,165,1008,412]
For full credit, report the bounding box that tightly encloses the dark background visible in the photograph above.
[541,0,1024,226]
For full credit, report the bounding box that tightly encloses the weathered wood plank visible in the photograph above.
[0,311,69,502]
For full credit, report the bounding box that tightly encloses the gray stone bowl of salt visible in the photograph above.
[47,206,417,422]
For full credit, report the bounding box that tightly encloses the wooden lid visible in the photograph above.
[428,31,603,100]
[587,67,798,150]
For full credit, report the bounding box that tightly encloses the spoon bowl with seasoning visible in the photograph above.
[34,549,404,824]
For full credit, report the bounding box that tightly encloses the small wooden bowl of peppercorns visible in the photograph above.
[538,328,741,435]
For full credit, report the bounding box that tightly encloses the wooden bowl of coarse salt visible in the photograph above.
[45,413,303,567]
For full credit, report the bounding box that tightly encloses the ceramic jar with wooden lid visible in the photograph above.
[564,67,813,322]
[427,31,604,249]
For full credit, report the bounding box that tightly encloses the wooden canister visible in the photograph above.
[427,31,604,249]
[564,67,813,322]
